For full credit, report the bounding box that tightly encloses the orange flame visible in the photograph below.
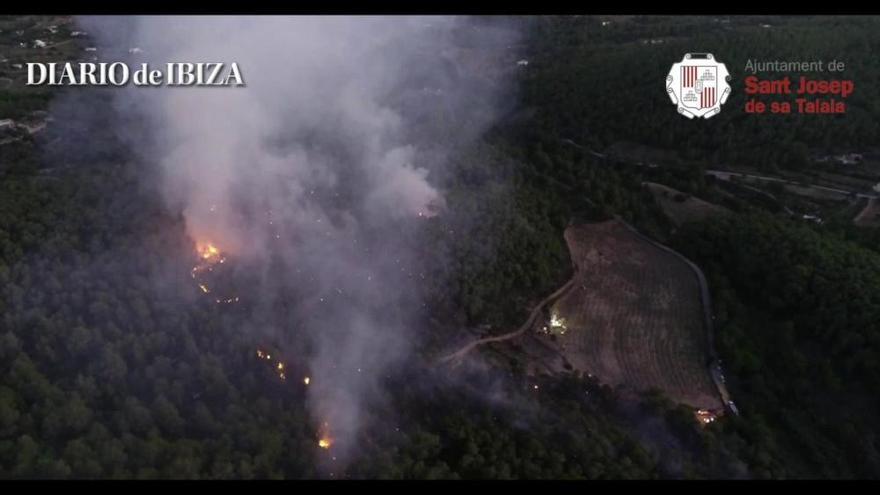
[318,422,333,449]
[196,242,221,261]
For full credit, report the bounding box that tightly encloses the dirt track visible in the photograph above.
[436,217,734,413]
[854,198,880,227]
[436,278,575,365]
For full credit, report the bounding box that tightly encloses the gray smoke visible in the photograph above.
[78,15,520,464]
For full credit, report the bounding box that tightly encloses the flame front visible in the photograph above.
[318,422,333,449]
[252,348,330,448]
[197,242,221,261]
[191,241,239,304]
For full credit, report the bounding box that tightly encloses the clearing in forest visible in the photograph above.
[544,219,722,410]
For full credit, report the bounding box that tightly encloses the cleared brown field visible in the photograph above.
[547,219,722,410]
[644,182,729,227]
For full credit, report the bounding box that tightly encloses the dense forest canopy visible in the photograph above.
[1,15,880,479]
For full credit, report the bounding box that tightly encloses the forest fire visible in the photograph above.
[255,349,290,381]
[197,242,221,261]
[277,362,286,380]
[192,241,226,273]
[318,422,334,449]
[191,240,239,304]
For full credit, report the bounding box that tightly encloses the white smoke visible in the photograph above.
[80,14,518,465]
[121,17,450,255]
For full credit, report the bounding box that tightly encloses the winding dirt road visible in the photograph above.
[436,278,575,365]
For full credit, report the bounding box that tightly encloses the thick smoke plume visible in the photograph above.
[78,15,519,464]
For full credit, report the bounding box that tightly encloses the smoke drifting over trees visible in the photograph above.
[74,16,520,462]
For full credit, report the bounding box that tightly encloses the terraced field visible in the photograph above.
[549,219,721,410]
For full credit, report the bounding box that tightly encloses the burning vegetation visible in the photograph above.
[318,422,334,450]
[190,241,239,305]
[255,348,290,382]
[197,241,221,261]
[191,241,224,285]
[254,348,333,450]
[277,361,286,381]
[255,348,309,391]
